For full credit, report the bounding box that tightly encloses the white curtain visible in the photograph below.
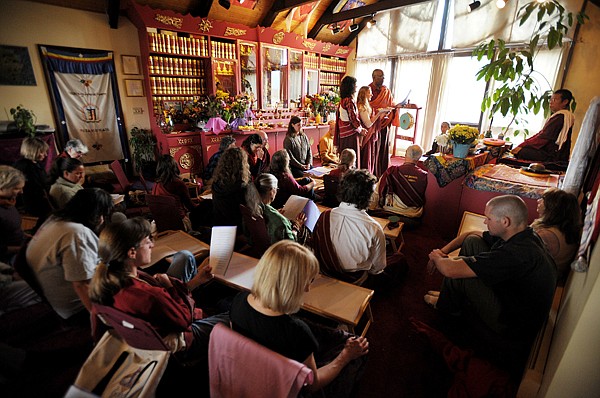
[422,53,453,151]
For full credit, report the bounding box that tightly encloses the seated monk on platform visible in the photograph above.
[313,169,405,289]
[511,89,574,162]
[319,121,339,166]
[376,145,427,228]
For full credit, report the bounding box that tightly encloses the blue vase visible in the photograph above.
[452,143,470,158]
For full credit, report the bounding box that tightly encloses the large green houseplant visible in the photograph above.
[128,127,157,177]
[473,1,587,136]
[10,105,37,137]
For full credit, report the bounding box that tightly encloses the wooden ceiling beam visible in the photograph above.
[309,0,428,38]
[260,0,317,27]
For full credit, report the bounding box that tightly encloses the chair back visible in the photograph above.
[322,174,340,207]
[146,194,186,232]
[109,160,131,194]
[208,323,313,398]
[240,204,271,258]
[93,304,170,351]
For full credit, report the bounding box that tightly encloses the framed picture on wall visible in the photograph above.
[121,55,140,75]
[0,45,36,85]
[124,79,144,97]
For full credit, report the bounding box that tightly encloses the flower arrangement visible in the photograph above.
[447,124,479,145]
[434,134,450,147]
[322,89,341,114]
[229,93,253,119]
[305,93,326,115]
[183,96,210,124]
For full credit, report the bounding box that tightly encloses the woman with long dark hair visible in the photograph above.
[89,217,228,362]
[269,149,315,210]
[211,147,251,228]
[336,76,365,169]
[283,116,312,178]
[532,188,582,279]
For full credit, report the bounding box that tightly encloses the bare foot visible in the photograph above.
[427,290,440,297]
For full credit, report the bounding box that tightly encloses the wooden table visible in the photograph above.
[152,230,375,336]
[316,204,405,252]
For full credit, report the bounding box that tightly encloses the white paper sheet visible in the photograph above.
[209,226,237,276]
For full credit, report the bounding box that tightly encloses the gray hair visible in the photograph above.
[0,165,25,190]
[65,139,89,154]
[405,145,423,162]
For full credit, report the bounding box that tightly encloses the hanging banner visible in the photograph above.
[53,72,123,163]
[39,46,127,164]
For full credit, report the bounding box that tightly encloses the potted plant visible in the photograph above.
[128,127,157,178]
[474,1,587,137]
[10,105,37,137]
[447,124,479,158]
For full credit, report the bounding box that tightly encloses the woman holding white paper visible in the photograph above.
[89,217,229,361]
[246,173,309,245]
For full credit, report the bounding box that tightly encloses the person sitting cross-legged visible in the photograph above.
[375,144,428,229]
[313,169,405,290]
[425,195,557,380]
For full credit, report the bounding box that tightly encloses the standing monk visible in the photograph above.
[369,69,401,177]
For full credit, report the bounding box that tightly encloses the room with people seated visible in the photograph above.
[2,0,600,397]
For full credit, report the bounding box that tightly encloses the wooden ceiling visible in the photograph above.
[25,0,429,46]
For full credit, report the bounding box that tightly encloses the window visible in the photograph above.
[441,55,487,125]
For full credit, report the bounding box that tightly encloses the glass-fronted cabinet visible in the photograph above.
[289,50,303,109]
[261,45,288,109]
[306,69,319,96]
[240,42,257,102]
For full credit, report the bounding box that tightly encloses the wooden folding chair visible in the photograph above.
[146,194,186,232]
[239,204,271,259]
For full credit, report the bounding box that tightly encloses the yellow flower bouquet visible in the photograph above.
[447,124,479,145]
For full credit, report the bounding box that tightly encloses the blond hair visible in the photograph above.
[20,137,49,161]
[0,165,25,190]
[356,86,372,115]
[251,240,319,314]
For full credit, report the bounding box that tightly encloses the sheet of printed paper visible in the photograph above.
[282,195,321,231]
[209,226,237,276]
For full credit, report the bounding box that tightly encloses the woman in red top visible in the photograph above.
[269,149,315,210]
[89,217,229,361]
[152,155,197,230]
[336,76,365,168]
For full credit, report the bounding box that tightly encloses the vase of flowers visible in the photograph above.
[447,124,479,158]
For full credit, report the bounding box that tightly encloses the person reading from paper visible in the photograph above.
[89,217,229,363]
[229,240,369,396]
[336,76,365,169]
[245,173,310,246]
[357,85,390,173]
[319,121,340,166]
[369,69,403,177]
[59,139,89,159]
[511,89,575,162]
[313,169,405,289]
[270,149,316,209]
[26,188,113,323]
[49,157,85,209]
[322,148,356,208]
[375,145,428,229]
[425,195,557,380]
